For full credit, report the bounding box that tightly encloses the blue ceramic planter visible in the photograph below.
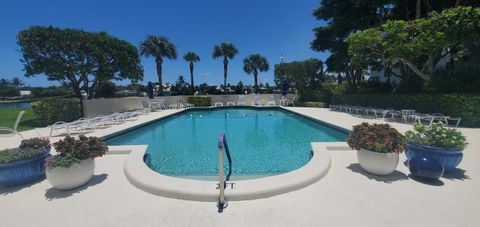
[0,150,50,187]
[406,143,463,173]
[408,155,444,181]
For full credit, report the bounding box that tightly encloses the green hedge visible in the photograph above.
[333,94,480,127]
[187,96,211,107]
[302,102,326,108]
[32,97,82,126]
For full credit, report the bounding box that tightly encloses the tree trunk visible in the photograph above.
[416,0,421,19]
[399,59,432,81]
[254,71,258,94]
[223,57,228,90]
[455,0,460,7]
[189,61,195,94]
[156,57,163,96]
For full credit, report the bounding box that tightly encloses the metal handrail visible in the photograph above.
[217,132,232,212]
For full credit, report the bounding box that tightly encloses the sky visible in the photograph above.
[0,0,327,87]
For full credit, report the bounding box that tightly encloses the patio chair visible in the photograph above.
[251,95,261,106]
[282,96,296,107]
[267,95,276,106]
[140,100,152,114]
[364,107,383,118]
[351,106,367,115]
[237,95,246,105]
[447,117,462,127]
[49,118,91,137]
[226,101,235,106]
[0,110,25,139]
[214,102,224,107]
[408,113,446,126]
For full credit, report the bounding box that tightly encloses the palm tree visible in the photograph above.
[183,52,200,94]
[212,42,238,89]
[10,77,24,90]
[243,54,270,94]
[140,35,177,96]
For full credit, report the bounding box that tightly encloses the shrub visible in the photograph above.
[0,148,46,164]
[94,81,117,98]
[46,135,108,169]
[32,97,82,126]
[405,123,467,150]
[333,93,480,127]
[303,102,326,108]
[19,138,51,150]
[187,96,211,107]
[347,122,406,154]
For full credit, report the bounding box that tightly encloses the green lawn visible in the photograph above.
[0,108,40,133]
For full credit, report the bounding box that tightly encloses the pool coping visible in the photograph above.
[102,106,351,201]
[118,142,348,201]
[102,106,350,141]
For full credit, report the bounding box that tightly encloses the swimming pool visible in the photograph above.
[106,107,347,178]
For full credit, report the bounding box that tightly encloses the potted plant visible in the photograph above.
[45,135,108,190]
[405,123,467,172]
[348,123,407,175]
[0,138,51,187]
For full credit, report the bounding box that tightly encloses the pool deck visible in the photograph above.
[1,107,480,227]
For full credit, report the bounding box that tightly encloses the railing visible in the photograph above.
[217,132,232,212]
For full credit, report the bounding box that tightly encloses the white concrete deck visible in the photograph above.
[1,107,479,227]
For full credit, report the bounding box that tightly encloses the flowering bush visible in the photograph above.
[405,123,467,150]
[46,135,108,169]
[19,137,51,150]
[347,123,406,154]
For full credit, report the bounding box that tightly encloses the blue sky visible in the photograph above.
[0,0,327,87]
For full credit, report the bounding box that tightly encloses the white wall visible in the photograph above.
[82,94,295,118]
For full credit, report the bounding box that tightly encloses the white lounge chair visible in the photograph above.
[141,100,153,114]
[49,118,90,137]
[237,95,246,105]
[226,101,235,106]
[0,110,25,139]
[282,96,296,107]
[214,102,224,107]
[267,95,276,106]
[251,95,261,106]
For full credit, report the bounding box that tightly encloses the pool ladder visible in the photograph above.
[217,132,232,212]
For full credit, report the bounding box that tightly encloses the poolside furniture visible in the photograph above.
[351,106,367,115]
[267,95,276,106]
[0,110,25,139]
[251,95,261,106]
[214,102,224,107]
[139,100,152,114]
[226,101,235,106]
[446,117,462,127]
[49,119,90,137]
[148,99,166,110]
[363,107,382,118]
[281,96,296,107]
[401,109,416,122]
[237,95,246,105]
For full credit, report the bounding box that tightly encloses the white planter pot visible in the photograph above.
[46,158,95,190]
[357,149,399,176]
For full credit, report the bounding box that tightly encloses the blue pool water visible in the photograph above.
[106,107,347,177]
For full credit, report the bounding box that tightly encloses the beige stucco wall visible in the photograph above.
[82,94,295,118]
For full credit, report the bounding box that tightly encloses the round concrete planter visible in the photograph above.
[46,158,94,190]
[357,149,399,176]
